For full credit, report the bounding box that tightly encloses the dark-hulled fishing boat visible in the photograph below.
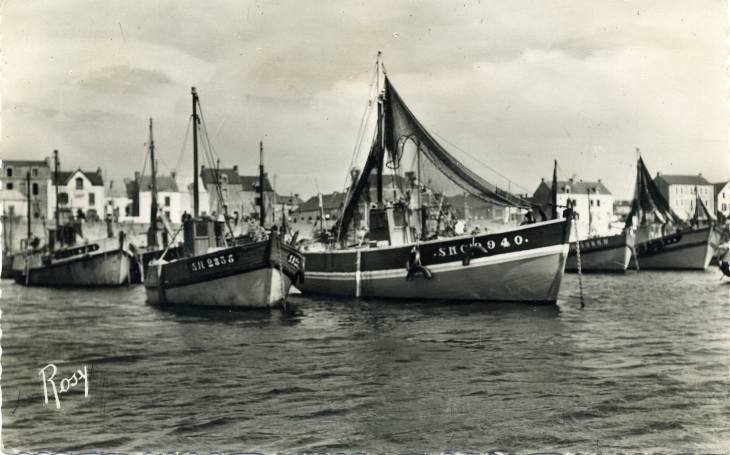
[12,151,136,286]
[566,230,635,273]
[296,56,572,304]
[539,161,635,273]
[626,153,715,270]
[144,87,303,308]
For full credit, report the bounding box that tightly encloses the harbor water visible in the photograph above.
[2,271,730,453]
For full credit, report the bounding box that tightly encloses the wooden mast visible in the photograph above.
[259,140,266,226]
[551,160,558,219]
[376,53,384,206]
[192,87,200,217]
[54,150,60,246]
[148,118,159,248]
[26,171,31,242]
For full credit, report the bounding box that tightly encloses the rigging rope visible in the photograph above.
[425,127,532,195]
[174,117,193,177]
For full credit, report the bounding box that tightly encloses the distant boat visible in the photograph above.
[625,152,715,270]
[144,87,304,308]
[12,150,136,286]
[296,55,572,304]
[1,211,17,279]
[541,160,635,273]
[566,231,635,273]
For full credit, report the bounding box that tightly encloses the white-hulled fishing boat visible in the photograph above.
[143,87,303,308]
[296,55,572,304]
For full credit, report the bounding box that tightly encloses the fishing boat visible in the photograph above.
[296,56,572,304]
[626,153,715,270]
[12,151,136,286]
[132,119,182,283]
[1,209,18,279]
[144,87,303,308]
[538,161,635,273]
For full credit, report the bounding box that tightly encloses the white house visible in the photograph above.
[714,181,730,218]
[105,180,133,222]
[654,173,714,221]
[0,188,29,219]
[532,178,614,239]
[47,169,105,221]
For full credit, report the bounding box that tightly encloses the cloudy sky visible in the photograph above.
[2,0,727,200]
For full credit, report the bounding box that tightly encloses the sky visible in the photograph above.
[1,0,727,201]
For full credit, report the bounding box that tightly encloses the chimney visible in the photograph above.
[201,165,205,170]
[541,177,545,183]
[233,165,238,172]
[135,171,140,182]
[569,178,574,184]
[657,172,662,177]
[598,179,602,183]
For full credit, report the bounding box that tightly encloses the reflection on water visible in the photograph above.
[2,270,730,453]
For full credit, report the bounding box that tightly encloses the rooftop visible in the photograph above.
[51,169,104,186]
[655,173,711,186]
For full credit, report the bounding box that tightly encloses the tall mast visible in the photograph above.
[54,150,60,233]
[149,118,159,248]
[26,171,31,242]
[550,160,558,219]
[192,87,200,217]
[376,52,384,206]
[259,140,266,226]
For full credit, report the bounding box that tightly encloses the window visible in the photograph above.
[32,183,39,195]
[565,186,571,194]
[597,200,601,207]
[221,174,228,184]
[222,189,228,201]
[59,192,69,204]
[6,183,12,190]
[89,193,95,205]
[76,177,84,189]
[32,168,38,177]
[164,211,171,220]
[8,206,14,216]
[6,167,12,177]
[164,196,171,207]
[723,203,727,211]
[590,200,594,207]
[195,223,209,238]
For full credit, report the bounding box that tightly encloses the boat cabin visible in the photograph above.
[183,217,228,257]
[368,203,415,247]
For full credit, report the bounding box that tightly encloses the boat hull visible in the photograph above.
[566,231,634,273]
[630,226,714,270]
[12,237,134,286]
[298,219,571,304]
[144,236,303,309]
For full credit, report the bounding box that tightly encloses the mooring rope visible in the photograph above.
[276,231,287,311]
[573,218,585,308]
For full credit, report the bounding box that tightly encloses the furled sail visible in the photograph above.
[337,73,533,243]
[693,190,716,223]
[383,77,532,209]
[625,156,686,230]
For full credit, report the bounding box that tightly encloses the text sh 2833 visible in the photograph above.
[39,364,89,409]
